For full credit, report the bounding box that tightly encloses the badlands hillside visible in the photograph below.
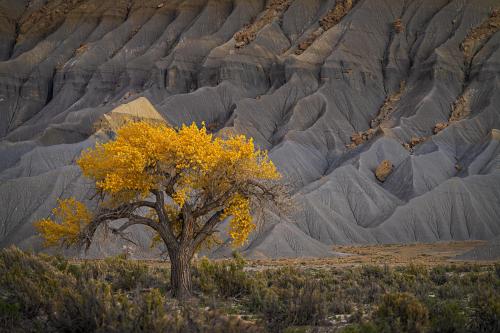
[0,0,499,258]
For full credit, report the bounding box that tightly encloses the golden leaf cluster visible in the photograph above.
[34,198,91,247]
[36,121,280,247]
[221,194,254,246]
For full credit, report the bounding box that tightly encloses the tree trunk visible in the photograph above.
[169,247,192,299]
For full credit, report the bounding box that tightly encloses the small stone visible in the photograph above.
[375,160,393,182]
[351,132,364,145]
[434,122,448,134]
[298,41,309,50]
[409,136,426,148]
[393,19,404,33]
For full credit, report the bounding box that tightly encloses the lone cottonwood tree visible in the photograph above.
[35,121,285,298]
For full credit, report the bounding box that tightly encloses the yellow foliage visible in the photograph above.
[221,194,255,246]
[38,121,280,248]
[78,122,279,203]
[34,198,91,247]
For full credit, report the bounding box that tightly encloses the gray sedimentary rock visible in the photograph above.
[0,0,499,258]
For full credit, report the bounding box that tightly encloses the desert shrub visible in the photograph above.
[330,292,354,314]
[2,248,500,333]
[468,290,500,333]
[39,252,71,271]
[194,252,254,298]
[0,247,73,318]
[283,327,309,333]
[428,300,467,333]
[0,299,21,329]
[51,281,263,332]
[247,286,287,330]
[263,267,307,290]
[245,269,330,331]
[436,280,464,300]
[340,322,378,333]
[49,279,132,332]
[373,292,429,333]
[364,281,384,303]
[430,266,448,286]
[76,255,154,291]
[402,264,429,279]
[287,280,329,325]
[0,248,263,332]
[182,305,264,333]
[356,265,394,303]
[361,265,389,280]
[392,265,434,299]
[120,288,173,332]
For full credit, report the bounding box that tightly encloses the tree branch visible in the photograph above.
[151,189,179,250]
[163,172,180,195]
[180,204,193,244]
[192,187,238,218]
[192,210,224,248]
[106,215,161,247]
[78,199,163,250]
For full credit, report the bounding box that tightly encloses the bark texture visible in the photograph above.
[169,247,193,298]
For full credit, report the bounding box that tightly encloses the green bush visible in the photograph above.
[0,247,74,319]
[1,247,500,333]
[430,266,448,286]
[428,300,467,333]
[49,280,131,332]
[0,299,21,329]
[361,265,390,280]
[244,268,330,331]
[0,248,263,332]
[340,322,378,333]
[468,290,500,333]
[76,255,155,291]
[373,292,429,333]
[194,252,254,298]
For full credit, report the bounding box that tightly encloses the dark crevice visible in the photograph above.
[124,0,133,22]
[156,0,210,91]
[8,21,20,60]
[45,69,56,106]
[294,0,356,55]
[445,8,500,125]
[216,102,237,132]
[407,0,455,68]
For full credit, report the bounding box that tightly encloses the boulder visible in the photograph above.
[375,160,393,182]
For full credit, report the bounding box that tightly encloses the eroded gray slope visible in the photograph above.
[456,235,500,261]
[0,0,499,258]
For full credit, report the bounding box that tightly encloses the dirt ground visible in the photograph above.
[81,241,496,270]
[242,241,494,270]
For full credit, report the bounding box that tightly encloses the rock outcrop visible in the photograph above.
[95,97,167,132]
[375,160,393,182]
[0,0,499,258]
